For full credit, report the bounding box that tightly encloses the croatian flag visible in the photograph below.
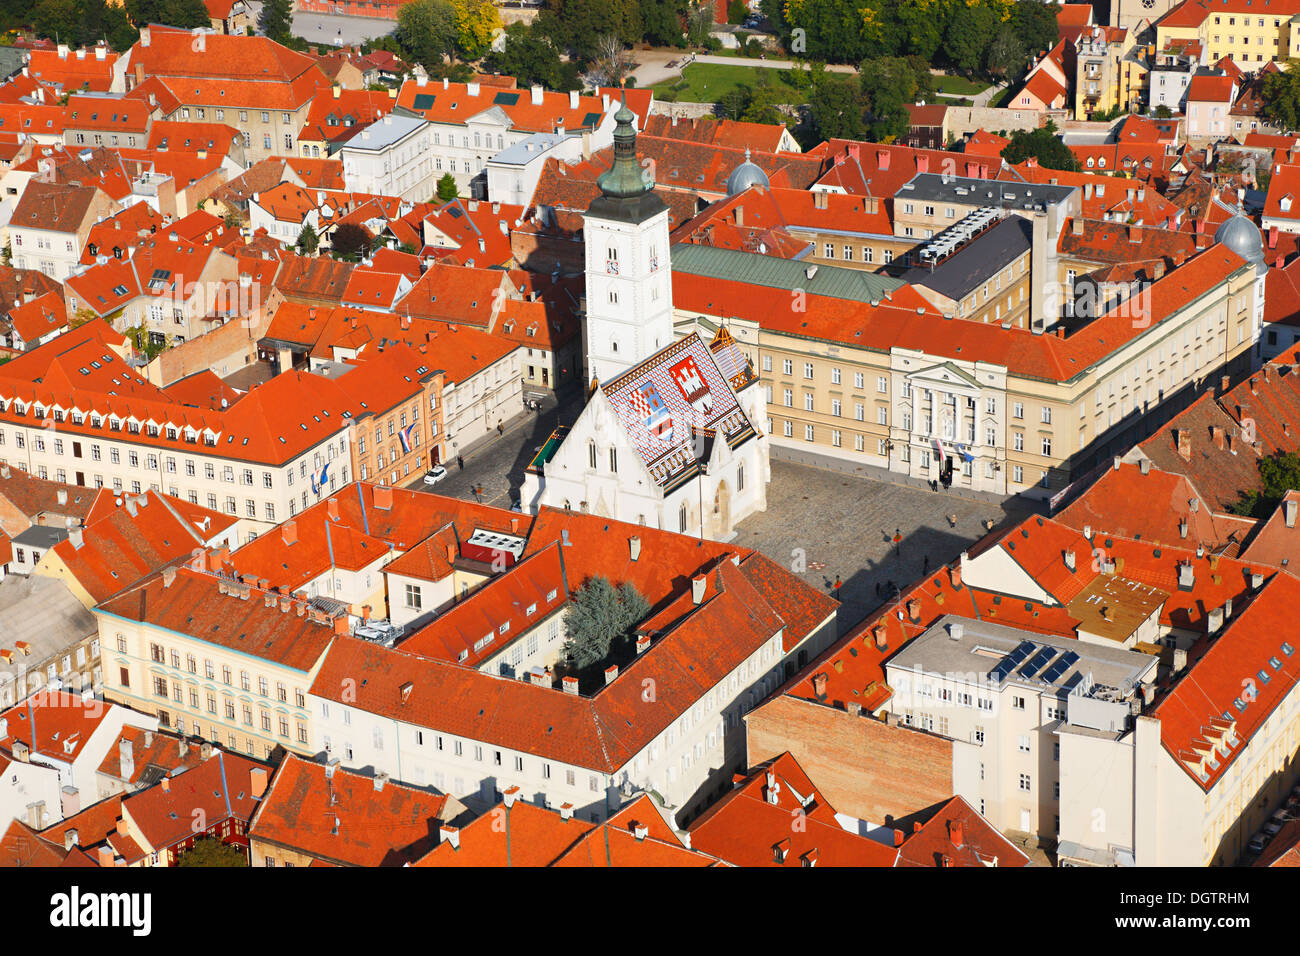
[932,438,947,463]
[398,422,417,454]
[312,462,330,494]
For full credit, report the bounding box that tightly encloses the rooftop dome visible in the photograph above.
[1214,211,1264,266]
[726,149,770,196]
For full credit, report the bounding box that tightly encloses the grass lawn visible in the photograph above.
[931,74,991,96]
[651,62,805,104]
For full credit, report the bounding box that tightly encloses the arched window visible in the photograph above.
[679,504,688,533]
[589,442,598,470]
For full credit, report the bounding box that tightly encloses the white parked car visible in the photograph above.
[423,465,447,485]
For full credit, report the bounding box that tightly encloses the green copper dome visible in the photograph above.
[596,93,653,200]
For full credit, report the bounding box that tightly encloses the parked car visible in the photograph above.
[423,465,447,485]
[1263,820,1283,837]
[1247,833,1269,855]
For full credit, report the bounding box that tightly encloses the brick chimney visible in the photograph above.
[635,633,651,655]
[604,665,618,685]
[250,767,268,799]
[562,675,579,695]
[373,485,393,510]
[948,819,964,847]
[811,672,828,697]
[327,497,339,521]
[281,520,298,546]
[872,622,889,650]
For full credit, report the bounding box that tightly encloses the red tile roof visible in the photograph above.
[122,748,267,851]
[688,751,898,866]
[27,47,118,93]
[249,754,459,866]
[96,566,338,672]
[896,795,1030,867]
[49,489,235,603]
[1187,75,1236,104]
[1154,570,1300,790]
[0,691,118,763]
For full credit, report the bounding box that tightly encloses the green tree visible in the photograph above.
[488,22,578,88]
[331,223,371,260]
[561,577,649,671]
[176,837,248,867]
[1231,451,1300,517]
[642,0,686,46]
[1260,59,1300,132]
[943,3,997,75]
[259,0,293,44]
[1008,0,1059,61]
[397,0,458,69]
[32,0,79,44]
[126,0,211,29]
[984,27,1026,81]
[808,74,866,141]
[538,0,641,60]
[1154,104,1172,119]
[858,56,932,141]
[727,0,746,23]
[449,0,500,59]
[1001,120,1079,172]
[436,172,459,201]
[296,222,319,255]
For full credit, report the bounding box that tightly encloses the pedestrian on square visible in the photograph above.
[457,455,464,470]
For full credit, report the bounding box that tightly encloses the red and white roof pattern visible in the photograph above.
[602,333,755,488]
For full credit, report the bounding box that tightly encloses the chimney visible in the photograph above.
[1285,499,1297,528]
[560,803,574,821]
[948,820,964,848]
[250,768,268,799]
[1139,458,1151,475]
[1072,218,1084,236]
[1252,570,1265,591]
[1189,497,1199,513]
[119,739,133,776]
[1113,456,1121,470]
[281,520,298,545]
[1176,430,1191,459]
[633,822,648,841]
[160,776,170,793]
[327,497,339,521]
[1207,606,1224,635]
[872,623,888,650]
[635,634,651,655]
[894,829,905,847]
[326,758,339,779]
[1142,682,1155,705]
[1177,562,1194,590]
[399,681,414,703]
[604,665,618,685]
[1173,647,1188,673]
[161,566,177,588]
[949,562,962,588]
[562,675,579,695]
[1179,518,1188,539]
[691,575,707,604]
[63,828,80,851]
[1064,550,1076,571]
[734,205,744,228]
[811,672,828,697]
[530,84,543,105]
[502,786,519,808]
[906,598,921,622]
[440,825,460,850]
[629,536,641,561]
[97,845,115,867]
[947,621,964,641]
[373,485,393,510]
[374,772,390,792]
[334,616,350,636]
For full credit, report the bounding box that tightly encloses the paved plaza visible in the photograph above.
[414,403,1039,634]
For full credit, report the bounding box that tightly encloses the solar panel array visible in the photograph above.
[989,640,1036,683]
[989,641,1082,687]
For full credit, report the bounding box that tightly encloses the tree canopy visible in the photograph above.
[436,172,459,202]
[1231,451,1300,518]
[1259,59,1300,132]
[561,577,650,672]
[330,224,371,260]
[1001,120,1080,171]
[176,837,249,868]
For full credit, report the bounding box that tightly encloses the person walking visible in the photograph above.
[496,420,504,436]
[893,529,902,556]
[833,576,842,600]
[457,455,464,470]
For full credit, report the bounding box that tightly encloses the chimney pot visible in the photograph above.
[440,825,460,850]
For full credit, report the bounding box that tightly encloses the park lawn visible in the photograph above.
[651,62,805,104]
[931,74,991,96]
